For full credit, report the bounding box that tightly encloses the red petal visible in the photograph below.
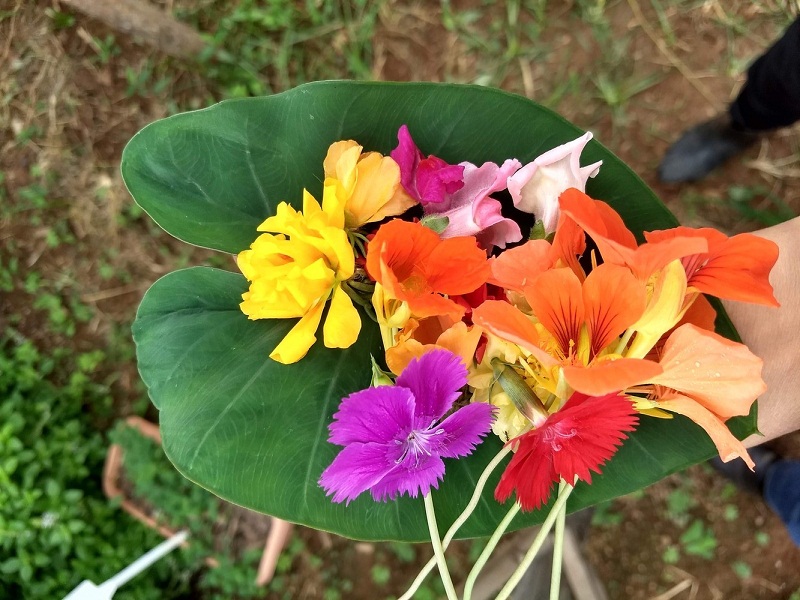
[496,391,638,511]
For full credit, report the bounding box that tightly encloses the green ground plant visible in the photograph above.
[0,332,186,599]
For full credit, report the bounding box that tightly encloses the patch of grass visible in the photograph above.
[189,0,383,97]
[0,333,183,599]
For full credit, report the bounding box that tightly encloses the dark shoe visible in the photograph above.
[709,445,779,495]
[658,116,759,183]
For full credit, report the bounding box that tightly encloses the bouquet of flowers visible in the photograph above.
[124,82,778,598]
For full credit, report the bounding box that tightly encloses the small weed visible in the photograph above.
[732,560,752,579]
[387,542,416,564]
[45,8,75,30]
[755,531,770,547]
[0,256,17,292]
[723,504,739,522]
[680,520,717,560]
[720,482,738,500]
[371,563,391,586]
[666,488,695,525]
[662,545,680,565]
[90,34,121,65]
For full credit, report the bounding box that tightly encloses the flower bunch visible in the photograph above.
[236,125,778,600]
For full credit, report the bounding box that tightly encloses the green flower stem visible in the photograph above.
[462,502,521,600]
[398,445,512,600]
[424,493,458,600]
[494,483,575,600]
[549,480,568,600]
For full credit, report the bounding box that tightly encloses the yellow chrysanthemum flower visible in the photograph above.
[237,186,360,364]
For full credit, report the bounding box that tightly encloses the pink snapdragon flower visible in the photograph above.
[507,132,602,234]
[429,159,523,250]
[319,349,494,504]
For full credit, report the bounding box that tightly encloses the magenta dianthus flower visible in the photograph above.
[319,349,495,504]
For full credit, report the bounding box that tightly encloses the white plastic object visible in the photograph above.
[62,530,189,600]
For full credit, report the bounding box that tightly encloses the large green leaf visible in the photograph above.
[125,82,755,542]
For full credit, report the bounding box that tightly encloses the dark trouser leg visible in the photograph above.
[730,17,800,131]
[763,460,800,546]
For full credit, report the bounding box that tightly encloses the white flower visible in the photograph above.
[507,132,602,234]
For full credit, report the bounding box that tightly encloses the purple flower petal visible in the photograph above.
[328,385,415,446]
[368,453,446,501]
[435,402,496,458]
[318,442,403,505]
[396,350,468,425]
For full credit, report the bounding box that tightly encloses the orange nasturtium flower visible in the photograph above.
[366,220,491,330]
[237,187,360,364]
[473,188,776,469]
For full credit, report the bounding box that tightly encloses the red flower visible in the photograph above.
[495,391,639,511]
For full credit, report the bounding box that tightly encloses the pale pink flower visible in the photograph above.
[508,132,602,234]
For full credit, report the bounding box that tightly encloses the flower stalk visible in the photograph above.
[424,494,459,600]
[494,483,574,600]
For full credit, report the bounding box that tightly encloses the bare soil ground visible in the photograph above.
[2,0,800,598]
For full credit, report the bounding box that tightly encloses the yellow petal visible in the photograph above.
[627,260,688,358]
[323,140,361,186]
[345,154,410,228]
[323,285,361,349]
[269,301,326,364]
[321,179,346,229]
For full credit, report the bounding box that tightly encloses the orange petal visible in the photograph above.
[678,293,717,332]
[582,263,646,355]
[488,240,553,292]
[472,300,557,368]
[657,394,754,469]
[550,212,587,280]
[437,321,483,366]
[406,293,466,322]
[646,227,779,307]
[562,357,663,396]
[651,324,766,419]
[367,220,436,284]
[425,236,490,295]
[627,235,708,280]
[559,188,638,267]
[524,267,584,356]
